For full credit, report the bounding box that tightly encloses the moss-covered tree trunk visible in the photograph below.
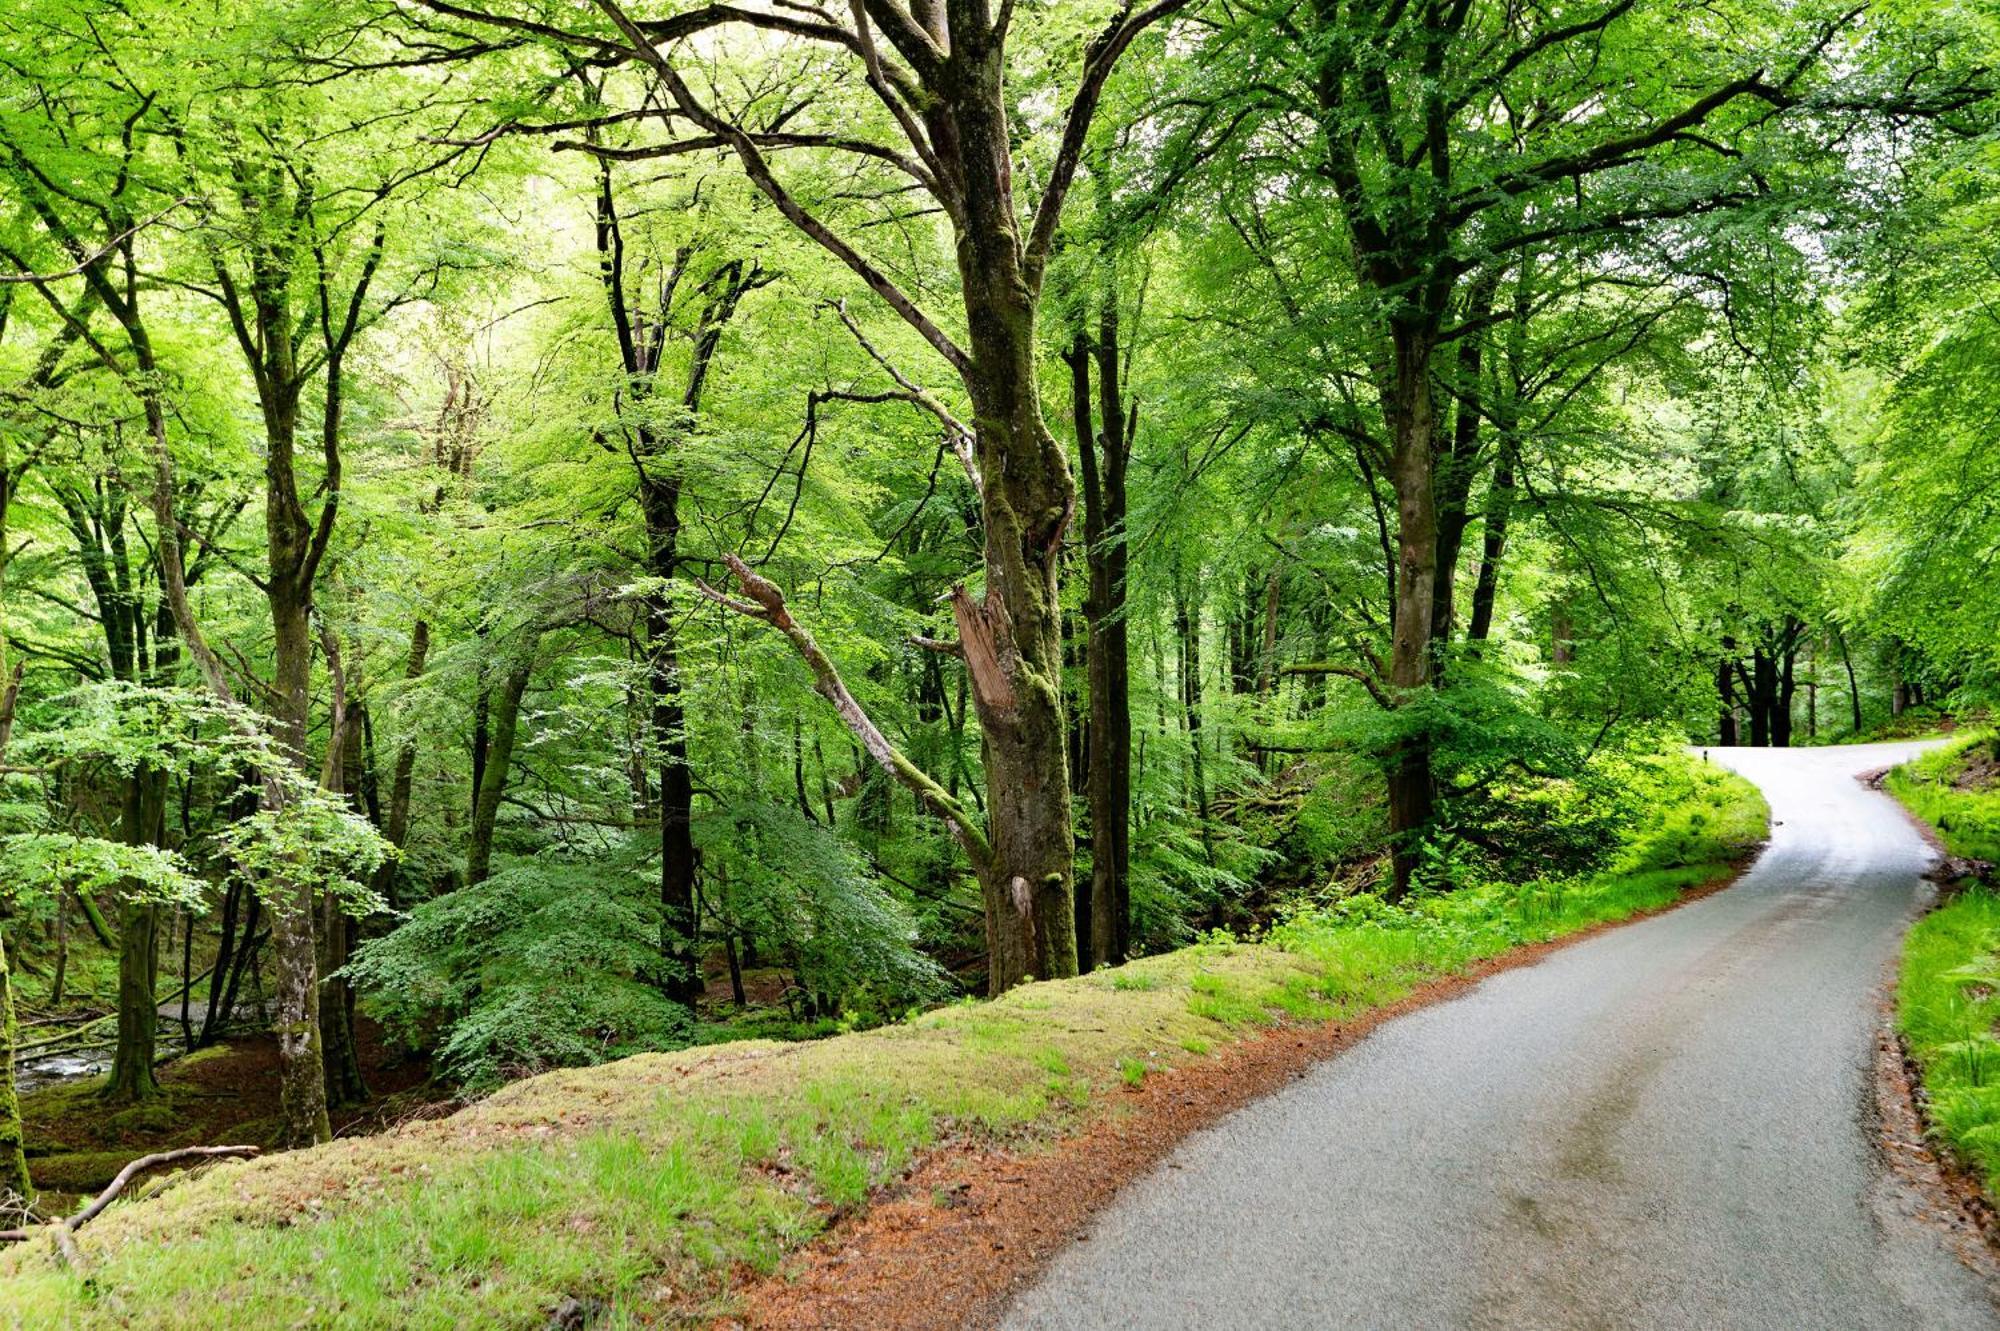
[0,663,27,1204]
[0,930,28,1207]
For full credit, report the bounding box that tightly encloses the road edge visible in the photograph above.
[715,850,1765,1331]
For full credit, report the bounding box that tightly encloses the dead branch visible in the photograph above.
[696,554,992,865]
[829,299,981,496]
[0,1146,261,1250]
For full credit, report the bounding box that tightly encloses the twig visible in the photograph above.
[0,1146,260,1248]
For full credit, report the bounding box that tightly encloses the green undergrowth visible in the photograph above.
[0,755,1765,1330]
[1891,733,2000,1197]
[1887,732,2000,863]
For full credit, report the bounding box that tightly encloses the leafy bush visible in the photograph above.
[695,803,947,1020]
[1899,888,2000,1195]
[346,858,691,1090]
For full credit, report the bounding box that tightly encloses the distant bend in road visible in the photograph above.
[1002,741,2000,1331]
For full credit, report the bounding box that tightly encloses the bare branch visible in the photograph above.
[830,299,981,494]
[588,0,972,377]
[697,554,992,864]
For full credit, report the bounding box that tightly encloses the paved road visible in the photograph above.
[1003,742,2000,1330]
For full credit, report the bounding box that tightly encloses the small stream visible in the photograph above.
[12,1002,263,1092]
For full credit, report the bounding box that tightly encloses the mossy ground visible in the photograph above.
[0,758,1765,1330]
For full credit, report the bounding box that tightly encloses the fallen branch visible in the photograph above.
[696,554,993,866]
[0,1145,260,1250]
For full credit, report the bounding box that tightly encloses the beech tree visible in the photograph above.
[418,0,1199,989]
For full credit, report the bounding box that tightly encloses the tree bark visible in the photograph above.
[1066,313,1132,971]
[0,665,28,1204]
[1717,637,1740,746]
[0,930,28,1207]
[1467,434,1516,648]
[1383,325,1440,899]
[466,656,533,888]
[373,619,430,911]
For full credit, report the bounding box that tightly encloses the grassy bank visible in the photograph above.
[0,755,1764,1330]
[1890,734,2000,1196]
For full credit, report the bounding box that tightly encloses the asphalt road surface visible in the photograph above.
[1002,741,2000,1330]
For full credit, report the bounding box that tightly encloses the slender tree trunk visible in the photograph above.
[1174,574,1214,865]
[466,657,533,888]
[50,891,68,1009]
[1067,315,1132,970]
[1717,642,1740,746]
[319,711,368,1108]
[1467,437,1516,647]
[0,665,27,1203]
[372,619,430,912]
[1431,274,1493,655]
[1836,627,1862,733]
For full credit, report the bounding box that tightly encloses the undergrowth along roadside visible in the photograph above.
[0,753,1765,1330]
[1891,733,2000,1198]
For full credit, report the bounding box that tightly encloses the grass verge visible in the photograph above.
[0,754,1764,1330]
[1891,732,2000,1197]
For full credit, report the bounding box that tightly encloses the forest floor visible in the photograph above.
[18,1018,437,1212]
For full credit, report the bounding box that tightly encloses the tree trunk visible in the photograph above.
[466,656,533,888]
[319,711,368,1109]
[1774,625,1799,749]
[372,619,430,912]
[1067,314,1132,971]
[1836,628,1862,733]
[1174,575,1213,864]
[1383,325,1440,899]
[1747,648,1775,747]
[101,766,165,1104]
[0,666,26,1203]
[1430,274,1493,654]
[0,930,28,1206]
[643,483,701,1006]
[1717,640,1740,746]
[267,580,330,1150]
[1467,437,1517,647]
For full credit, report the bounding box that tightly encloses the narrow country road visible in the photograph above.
[1002,742,2000,1330]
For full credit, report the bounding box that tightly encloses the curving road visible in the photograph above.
[1002,742,2000,1330]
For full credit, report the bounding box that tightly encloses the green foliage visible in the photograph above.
[0,834,202,911]
[1887,735,2000,863]
[213,791,392,921]
[1900,889,2000,1197]
[345,859,691,1091]
[694,804,947,1019]
[1888,742,2000,1197]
